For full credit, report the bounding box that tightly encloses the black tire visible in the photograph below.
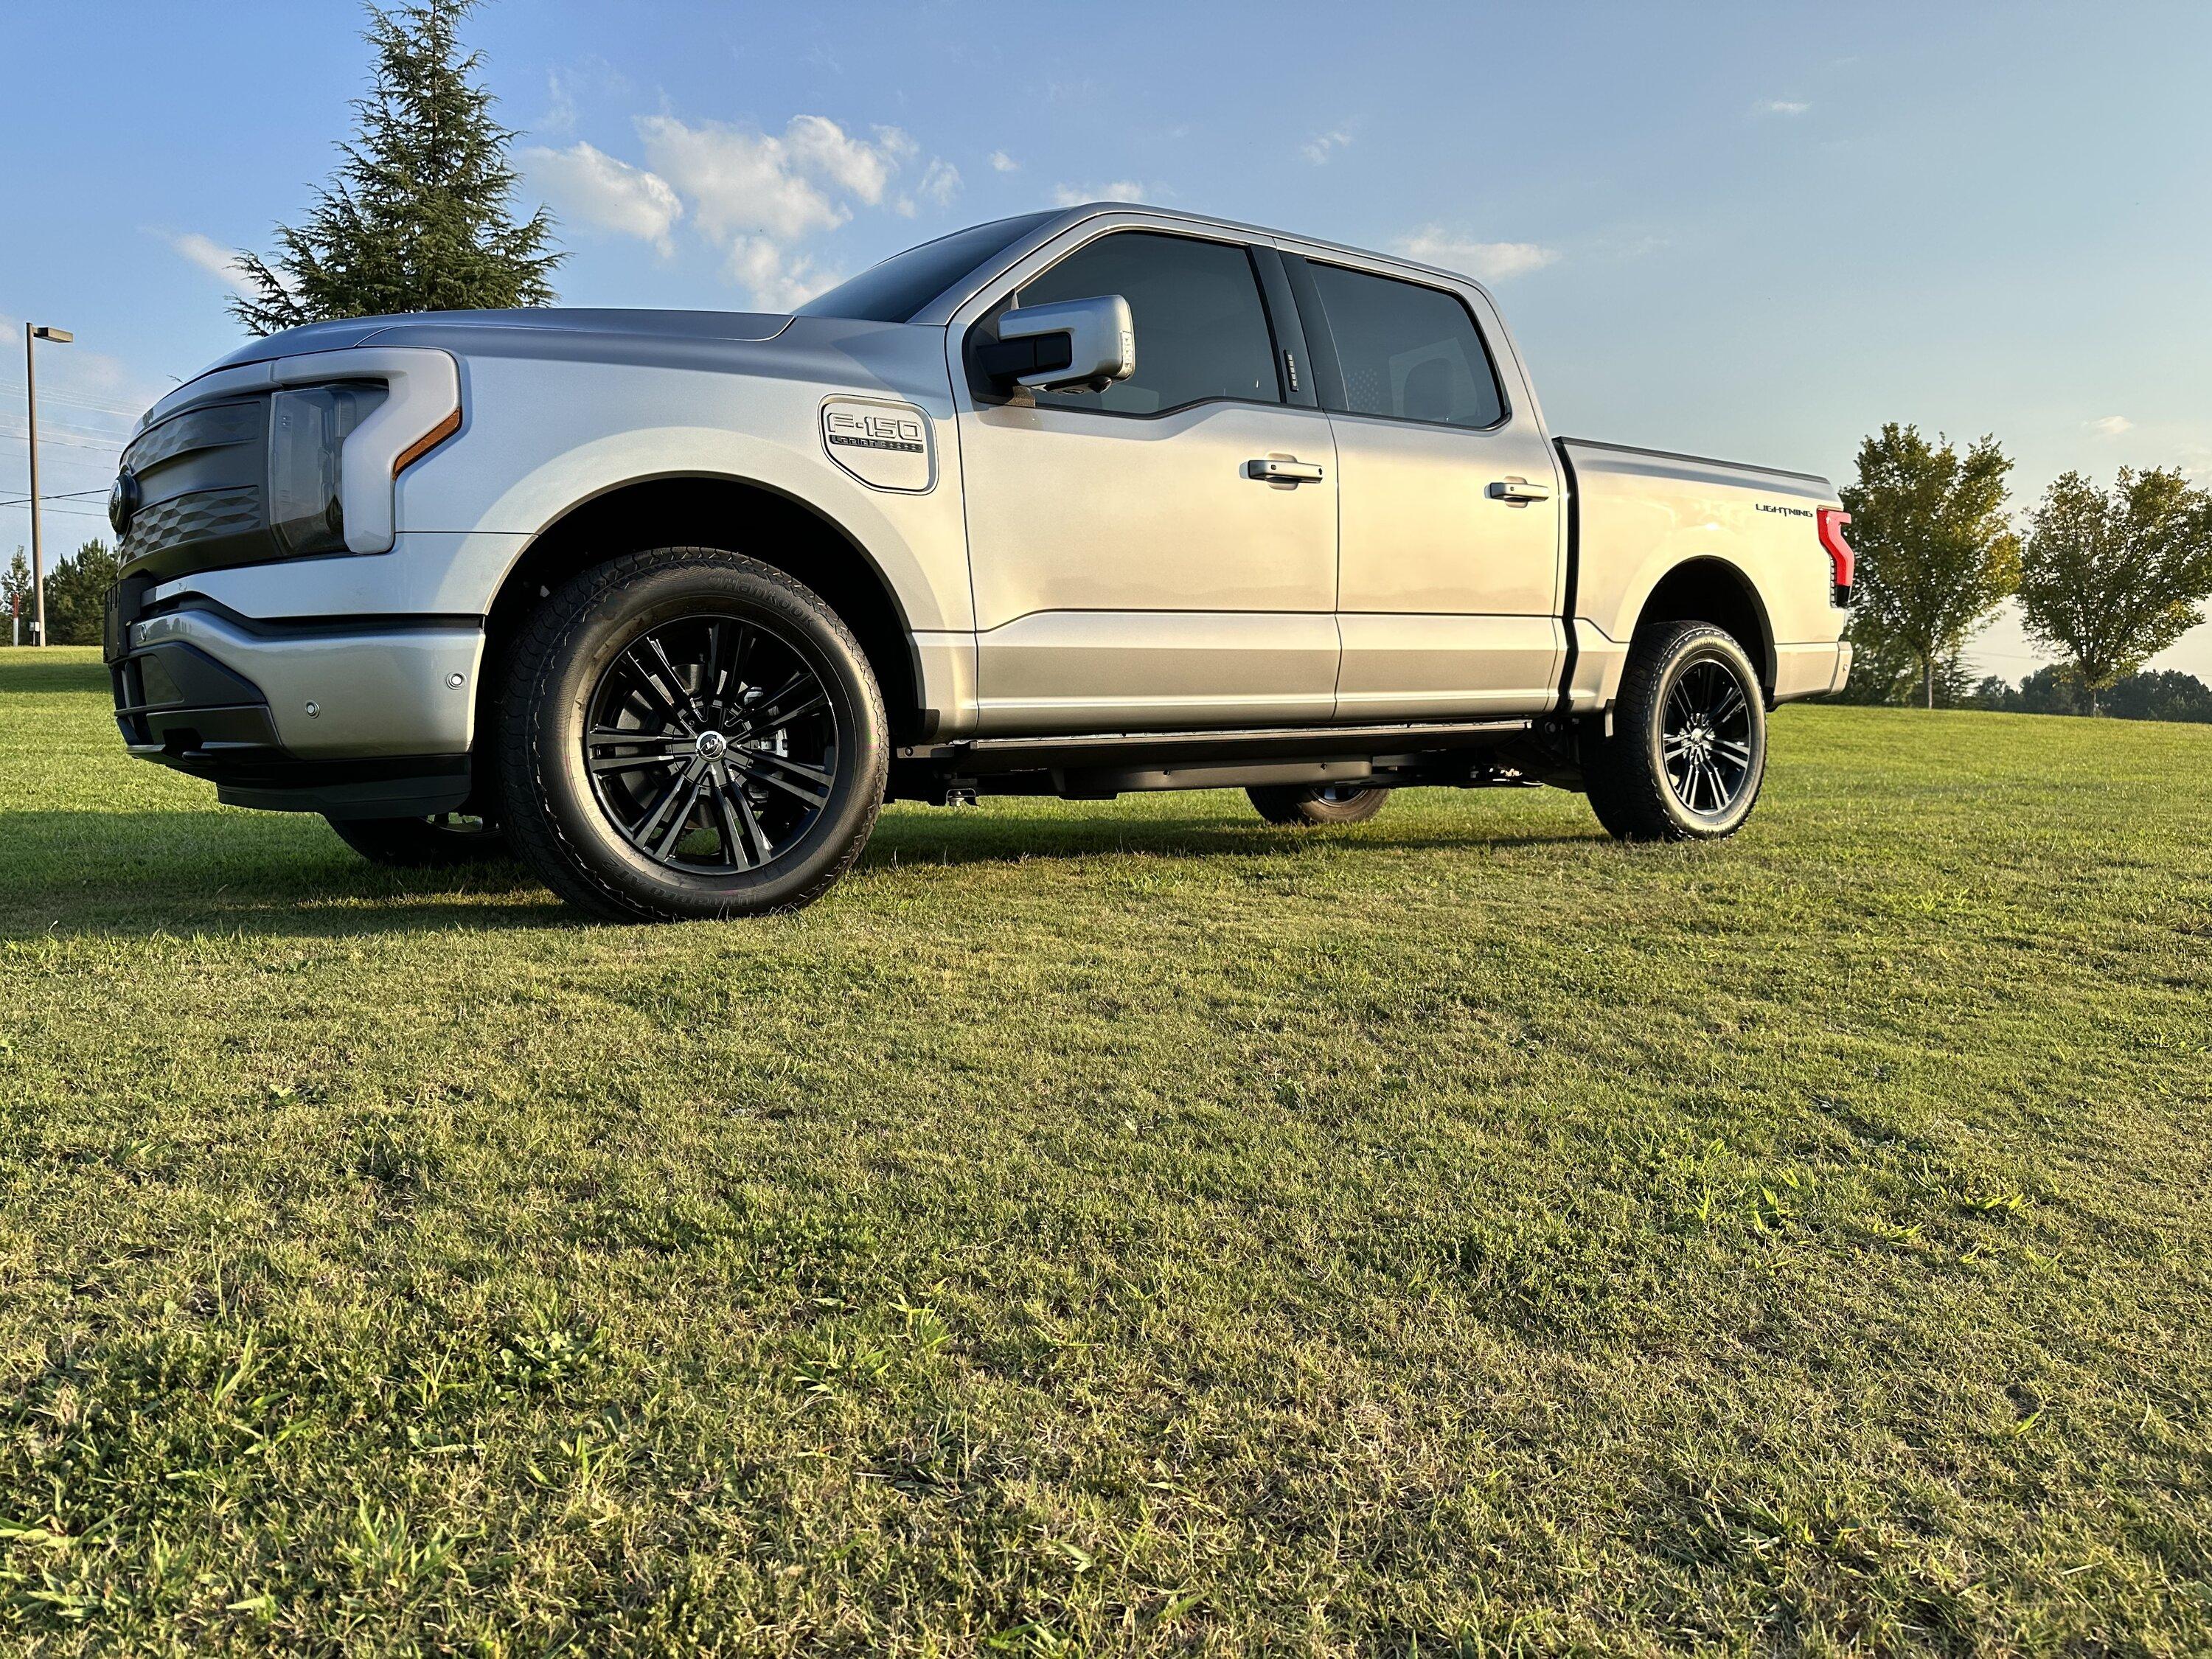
[1582,622,1767,841]
[1247,783,1393,826]
[496,548,888,922]
[325,813,506,867]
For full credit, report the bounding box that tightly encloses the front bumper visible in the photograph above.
[109,598,484,817]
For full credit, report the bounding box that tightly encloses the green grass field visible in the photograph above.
[1,645,2207,1655]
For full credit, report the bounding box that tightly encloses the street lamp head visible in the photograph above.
[30,327,73,343]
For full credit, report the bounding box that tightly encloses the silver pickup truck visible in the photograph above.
[105,204,1853,921]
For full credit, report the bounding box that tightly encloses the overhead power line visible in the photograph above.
[2,501,112,519]
[0,489,108,507]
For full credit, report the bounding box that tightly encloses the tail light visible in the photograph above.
[1818,508,1854,605]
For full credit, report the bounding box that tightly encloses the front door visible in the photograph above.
[1284,251,1566,719]
[955,228,1339,734]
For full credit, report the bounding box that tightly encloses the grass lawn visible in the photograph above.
[1,644,2208,1655]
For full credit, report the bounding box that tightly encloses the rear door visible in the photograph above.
[949,223,1340,734]
[1279,249,1566,719]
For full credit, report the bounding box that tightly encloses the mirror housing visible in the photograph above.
[978,295,1135,394]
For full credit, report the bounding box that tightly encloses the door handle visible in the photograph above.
[1247,457,1326,484]
[1489,476,1554,503]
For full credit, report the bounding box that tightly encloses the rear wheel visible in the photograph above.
[324,813,504,867]
[1247,782,1393,827]
[498,548,888,922]
[1583,622,1767,841]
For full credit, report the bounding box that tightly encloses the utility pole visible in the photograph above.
[24,324,73,647]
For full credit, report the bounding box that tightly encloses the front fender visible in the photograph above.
[392,347,973,633]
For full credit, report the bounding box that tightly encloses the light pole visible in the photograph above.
[23,324,73,648]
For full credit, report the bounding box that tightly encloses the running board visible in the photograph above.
[897,717,1537,776]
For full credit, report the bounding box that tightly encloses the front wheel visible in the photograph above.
[1582,622,1767,841]
[497,548,888,922]
[1247,783,1393,826]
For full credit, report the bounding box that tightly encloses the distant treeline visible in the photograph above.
[3,540,115,647]
[1967,666,2211,722]
[1831,625,2211,721]
[1849,668,2212,726]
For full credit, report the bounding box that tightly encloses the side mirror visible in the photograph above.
[977,295,1135,394]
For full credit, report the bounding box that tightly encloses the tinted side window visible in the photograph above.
[1304,262,1505,429]
[1011,232,1279,415]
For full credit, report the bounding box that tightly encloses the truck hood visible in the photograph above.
[206,307,796,372]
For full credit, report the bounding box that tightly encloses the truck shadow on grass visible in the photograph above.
[0,811,557,941]
[0,803,1599,939]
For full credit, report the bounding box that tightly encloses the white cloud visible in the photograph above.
[1754,99,1812,116]
[989,150,1019,173]
[540,69,579,137]
[636,111,920,239]
[1050,180,1151,206]
[638,114,849,244]
[785,115,904,204]
[917,159,961,208]
[627,114,930,307]
[168,231,255,296]
[2087,414,2133,437]
[523,142,682,254]
[1394,228,1559,281]
[726,237,838,310]
[1301,125,1354,164]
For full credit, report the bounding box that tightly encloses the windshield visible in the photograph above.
[795,213,1057,323]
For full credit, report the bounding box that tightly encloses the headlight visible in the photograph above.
[268,383,386,557]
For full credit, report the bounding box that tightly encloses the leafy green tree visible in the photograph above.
[233,0,561,335]
[44,540,122,646]
[1968,674,2016,711]
[1970,664,2212,723]
[2,549,29,644]
[2013,664,2087,716]
[2017,467,2212,712]
[1829,622,1975,707]
[2102,669,2212,723]
[1826,618,1918,704]
[1840,425,2022,709]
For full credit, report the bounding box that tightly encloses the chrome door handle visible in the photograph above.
[1489,476,1554,503]
[1247,457,1326,484]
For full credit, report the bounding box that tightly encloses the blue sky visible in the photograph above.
[4,0,2209,675]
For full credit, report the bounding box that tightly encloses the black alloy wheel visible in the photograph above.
[585,614,837,874]
[498,549,887,921]
[1582,621,1768,841]
[1660,655,1756,818]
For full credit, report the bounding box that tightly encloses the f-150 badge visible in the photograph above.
[821,398,933,493]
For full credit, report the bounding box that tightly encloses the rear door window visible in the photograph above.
[1301,261,1506,430]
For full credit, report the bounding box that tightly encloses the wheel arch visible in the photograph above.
[1626,557,1777,697]
[478,473,928,748]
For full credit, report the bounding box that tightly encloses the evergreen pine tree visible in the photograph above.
[233,0,560,334]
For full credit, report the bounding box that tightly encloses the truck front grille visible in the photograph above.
[119,484,262,564]
[113,394,273,581]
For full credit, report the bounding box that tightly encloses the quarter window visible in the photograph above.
[1009,232,1280,415]
[1303,262,1506,429]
